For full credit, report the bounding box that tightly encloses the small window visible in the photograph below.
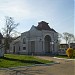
[0,40,2,44]
[23,38,26,44]
[13,46,15,53]
[23,47,26,50]
[19,46,20,51]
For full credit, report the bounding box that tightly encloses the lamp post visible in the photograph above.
[50,41,54,53]
[69,42,70,48]
[52,41,54,51]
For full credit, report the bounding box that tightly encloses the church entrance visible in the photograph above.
[13,46,15,54]
[44,35,51,54]
[31,41,35,55]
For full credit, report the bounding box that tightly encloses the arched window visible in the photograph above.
[23,38,26,44]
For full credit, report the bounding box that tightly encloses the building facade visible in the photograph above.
[58,43,75,55]
[70,43,75,49]
[0,33,4,57]
[58,44,69,55]
[10,21,58,55]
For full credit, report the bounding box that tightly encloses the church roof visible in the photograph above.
[0,33,3,39]
[35,21,57,32]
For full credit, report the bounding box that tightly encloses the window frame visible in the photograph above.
[23,38,26,44]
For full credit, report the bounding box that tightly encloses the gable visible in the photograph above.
[30,25,37,31]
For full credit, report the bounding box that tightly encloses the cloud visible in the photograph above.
[0,0,31,20]
[0,0,74,36]
[0,0,59,21]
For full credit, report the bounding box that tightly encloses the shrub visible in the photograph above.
[73,50,75,57]
[66,48,73,58]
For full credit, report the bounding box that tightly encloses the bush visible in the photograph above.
[66,48,73,58]
[73,50,75,57]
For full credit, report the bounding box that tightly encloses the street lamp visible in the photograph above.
[50,41,54,52]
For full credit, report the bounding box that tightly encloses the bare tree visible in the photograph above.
[68,34,74,43]
[3,16,19,37]
[63,32,69,44]
[58,33,62,44]
[73,37,75,43]
[63,32,74,44]
[2,16,19,53]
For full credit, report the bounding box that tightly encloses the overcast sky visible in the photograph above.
[0,0,74,37]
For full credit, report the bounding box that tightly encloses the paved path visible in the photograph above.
[0,56,75,75]
[35,56,75,75]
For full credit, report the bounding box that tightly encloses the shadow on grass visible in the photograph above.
[0,57,44,64]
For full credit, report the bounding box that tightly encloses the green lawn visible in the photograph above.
[56,55,75,59]
[0,54,52,68]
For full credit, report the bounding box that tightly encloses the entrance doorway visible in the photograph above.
[44,35,51,53]
[31,41,35,54]
[13,46,15,53]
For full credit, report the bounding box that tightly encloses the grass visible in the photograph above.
[55,55,75,59]
[0,54,53,68]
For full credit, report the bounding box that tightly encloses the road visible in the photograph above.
[0,56,75,75]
